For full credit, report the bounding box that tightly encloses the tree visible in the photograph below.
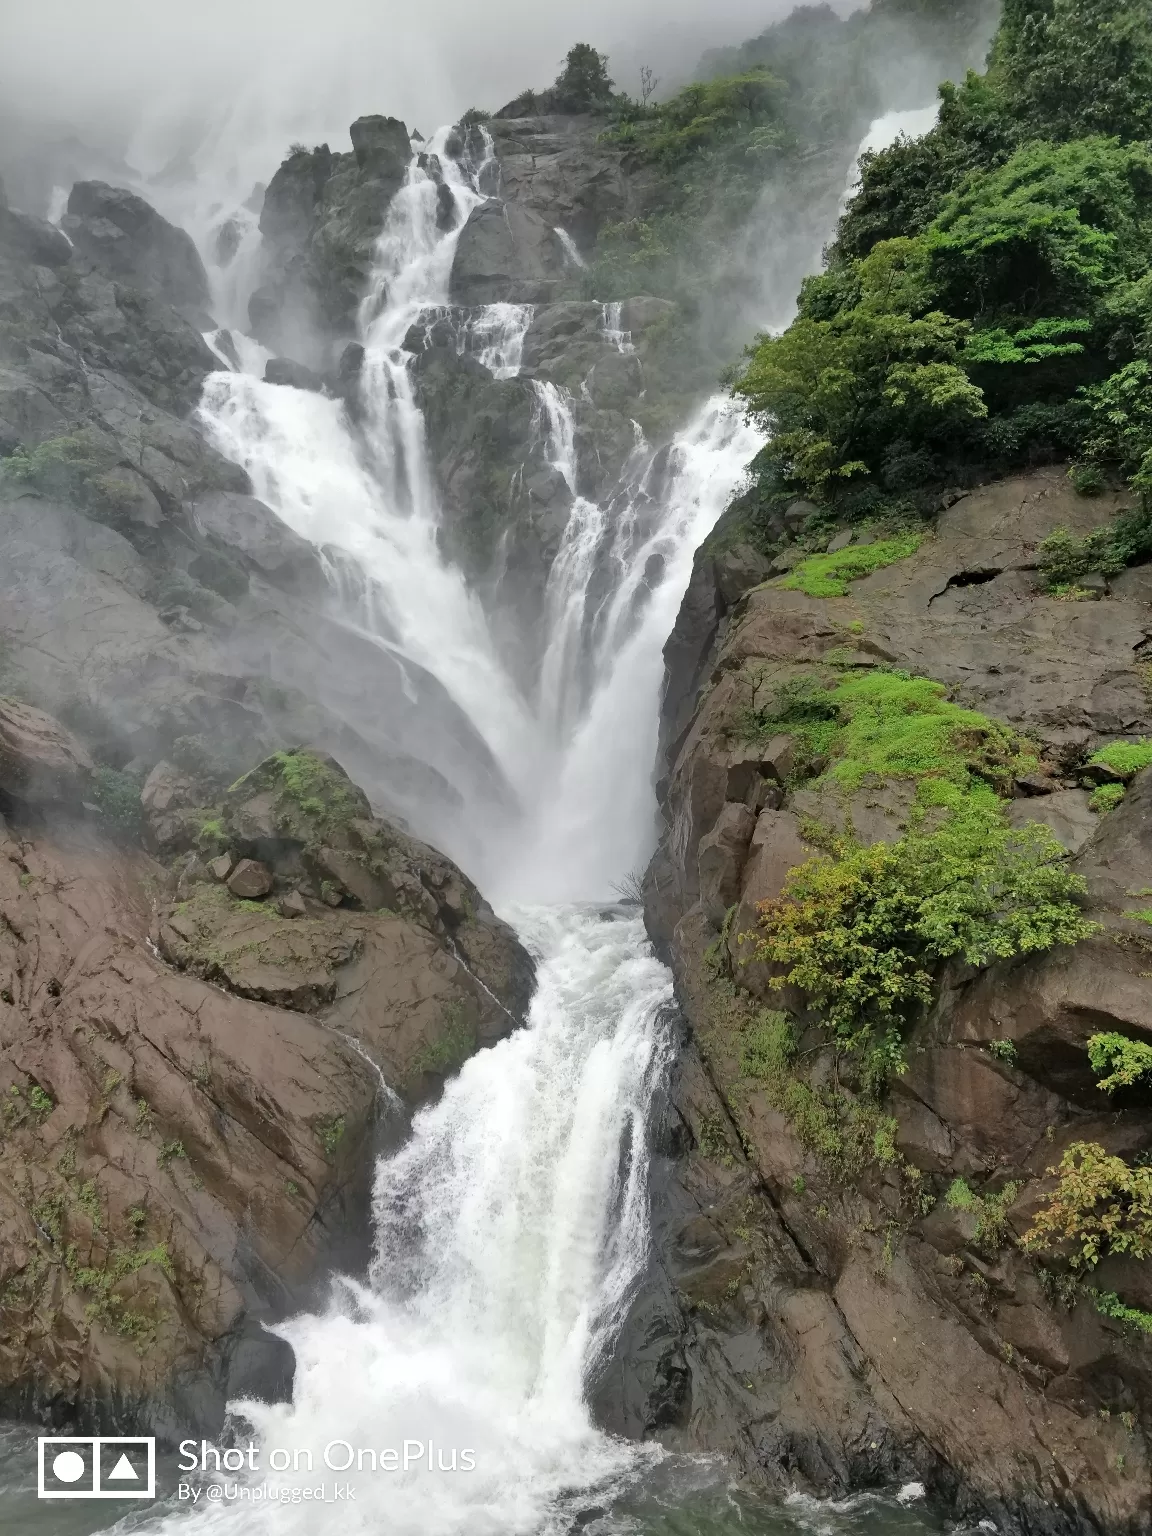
[552,44,615,112]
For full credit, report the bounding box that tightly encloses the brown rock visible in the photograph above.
[227,858,273,899]
[697,802,756,927]
[207,854,234,882]
[278,890,308,918]
[0,697,93,804]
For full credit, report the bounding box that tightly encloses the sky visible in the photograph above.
[0,0,839,186]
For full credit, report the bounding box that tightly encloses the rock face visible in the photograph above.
[611,467,1152,1532]
[0,698,93,804]
[249,119,413,362]
[63,181,212,318]
[0,729,533,1434]
[450,200,567,305]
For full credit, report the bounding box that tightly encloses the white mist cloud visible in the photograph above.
[1,0,840,186]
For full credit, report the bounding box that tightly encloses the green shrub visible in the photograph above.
[1087,1032,1152,1093]
[745,670,1092,1085]
[1092,1288,1152,1336]
[944,1176,1020,1248]
[1023,1141,1152,1269]
[988,1038,1018,1063]
[91,767,143,835]
[1090,782,1127,813]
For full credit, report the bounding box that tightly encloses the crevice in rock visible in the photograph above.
[927,567,1003,605]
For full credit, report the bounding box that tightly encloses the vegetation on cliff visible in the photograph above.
[742,669,1093,1088]
[733,0,1152,528]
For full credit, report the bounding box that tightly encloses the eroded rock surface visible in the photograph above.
[615,467,1152,1533]
[0,731,533,1434]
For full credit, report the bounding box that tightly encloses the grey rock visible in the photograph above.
[207,854,234,882]
[228,858,274,899]
[1007,789,1097,853]
[63,181,211,316]
[826,528,853,553]
[450,199,567,305]
[264,357,325,392]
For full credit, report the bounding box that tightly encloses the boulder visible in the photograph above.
[227,859,274,899]
[264,357,325,392]
[63,181,211,316]
[0,698,93,804]
[698,802,756,927]
[450,199,567,305]
[349,115,411,178]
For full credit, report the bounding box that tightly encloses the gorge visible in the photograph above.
[1,2,1152,1534]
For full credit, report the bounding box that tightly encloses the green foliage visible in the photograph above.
[552,43,615,112]
[738,1008,899,1171]
[944,1175,1021,1247]
[745,670,1091,1083]
[1024,1140,1152,1268]
[988,1038,1018,1063]
[740,0,1152,515]
[1090,782,1127,813]
[605,69,787,168]
[316,1115,345,1157]
[778,532,923,596]
[1088,737,1152,777]
[1037,508,1152,588]
[1087,1031,1152,1093]
[91,767,143,836]
[28,1085,54,1122]
[1092,1288,1152,1336]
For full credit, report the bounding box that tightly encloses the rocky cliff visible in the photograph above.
[0,704,532,1434]
[608,468,1152,1533]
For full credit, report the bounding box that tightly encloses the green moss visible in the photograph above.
[412,1003,477,1079]
[778,532,924,597]
[225,749,368,847]
[158,1140,186,1168]
[1087,1031,1152,1093]
[1090,782,1127,813]
[1088,739,1152,778]
[316,1115,345,1157]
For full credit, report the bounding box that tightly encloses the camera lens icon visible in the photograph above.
[38,1437,156,1499]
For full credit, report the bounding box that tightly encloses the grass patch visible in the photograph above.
[1091,782,1127,813]
[1087,739,1152,779]
[316,1115,345,1157]
[778,532,923,598]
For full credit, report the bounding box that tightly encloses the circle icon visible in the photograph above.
[51,1450,87,1484]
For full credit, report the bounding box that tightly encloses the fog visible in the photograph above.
[1,0,851,211]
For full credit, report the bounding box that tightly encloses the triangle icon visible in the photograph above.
[108,1453,139,1480]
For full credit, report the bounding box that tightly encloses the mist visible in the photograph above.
[0,0,849,214]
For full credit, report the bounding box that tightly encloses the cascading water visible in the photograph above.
[104,120,765,1536]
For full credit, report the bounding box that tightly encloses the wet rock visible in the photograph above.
[207,854,233,882]
[278,890,308,918]
[227,858,274,899]
[450,198,567,305]
[1006,788,1096,852]
[0,698,93,804]
[63,180,211,316]
[264,357,325,392]
[348,114,411,178]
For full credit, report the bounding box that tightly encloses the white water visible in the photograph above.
[839,104,940,212]
[122,122,762,1536]
[554,227,586,269]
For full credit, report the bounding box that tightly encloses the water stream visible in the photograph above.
[8,113,951,1536]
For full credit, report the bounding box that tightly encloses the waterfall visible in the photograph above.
[132,120,763,1536]
[600,302,634,355]
[554,227,586,268]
